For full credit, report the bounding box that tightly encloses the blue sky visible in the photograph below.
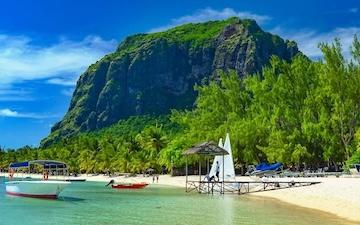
[1,0,360,148]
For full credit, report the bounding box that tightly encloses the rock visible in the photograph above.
[41,17,300,147]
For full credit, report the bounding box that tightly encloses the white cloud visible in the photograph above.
[47,78,77,86]
[150,8,271,33]
[0,108,58,119]
[0,34,117,85]
[0,87,34,101]
[0,108,18,117]
[271,26,360,59]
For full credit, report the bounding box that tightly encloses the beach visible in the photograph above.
[251,177,360,222]
[2,172,360,223]
[117,175,360,222]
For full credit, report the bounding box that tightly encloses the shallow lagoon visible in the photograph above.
[0,178,358,225]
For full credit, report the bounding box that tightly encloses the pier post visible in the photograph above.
[222,154,224,194]
[185,157,188,192]
[198,159,201,193]
[207,157,209,194]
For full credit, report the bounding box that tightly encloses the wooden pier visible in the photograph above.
[182,141,321,195]
[185,180,321,195]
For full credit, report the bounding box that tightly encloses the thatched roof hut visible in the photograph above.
[182,141,229,156]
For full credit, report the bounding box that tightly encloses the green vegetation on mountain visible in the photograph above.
[2,37,360,173]
[41,17,299,147]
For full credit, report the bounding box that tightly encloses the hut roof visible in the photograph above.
[182,141,229,156]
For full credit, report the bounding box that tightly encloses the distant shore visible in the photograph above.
[2,172,360,222]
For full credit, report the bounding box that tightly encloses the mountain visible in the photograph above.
[41,17,300,147]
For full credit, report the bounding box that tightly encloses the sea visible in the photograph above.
[0,177,357,225]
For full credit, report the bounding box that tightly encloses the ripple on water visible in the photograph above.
[0,178,357,225]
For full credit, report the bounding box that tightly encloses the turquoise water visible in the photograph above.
[0,177,358,225]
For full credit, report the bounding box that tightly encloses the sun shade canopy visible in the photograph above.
[182,141,229,156]
[9,160,67,169]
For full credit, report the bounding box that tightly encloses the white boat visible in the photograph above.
[6,180,70,199]
[5,160,71,199]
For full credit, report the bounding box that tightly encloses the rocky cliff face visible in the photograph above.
[41,17,300,146]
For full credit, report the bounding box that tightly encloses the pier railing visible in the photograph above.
[185,180,321,195]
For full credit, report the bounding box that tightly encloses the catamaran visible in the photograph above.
[5,160,71,199]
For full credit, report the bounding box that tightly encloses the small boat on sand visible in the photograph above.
[5,160,71,199]
[246,162,283,177]
[111,182,149,189]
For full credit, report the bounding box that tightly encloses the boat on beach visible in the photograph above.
[5,160,71,199]
[246,162,283,177]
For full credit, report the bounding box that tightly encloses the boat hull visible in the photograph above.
[112,182,148,189]
[64,178,86,182]
[5,181,70,199]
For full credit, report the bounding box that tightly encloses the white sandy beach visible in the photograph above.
[251,177,360,222]
[2,172,360,222]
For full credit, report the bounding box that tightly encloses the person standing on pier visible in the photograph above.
[215,161,220,181]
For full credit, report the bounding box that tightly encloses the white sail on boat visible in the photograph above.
[209,133,236,182]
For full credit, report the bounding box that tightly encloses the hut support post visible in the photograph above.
[199,159,201,193]
[185,157,188,192]
[222,154,224,194]
[206,157,209,174]
[207,157,209,194]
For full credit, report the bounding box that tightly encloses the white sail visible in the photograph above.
[209,134,235,181]
[209,138,223,178]
[223,133,235,180]
[219,138,224,148]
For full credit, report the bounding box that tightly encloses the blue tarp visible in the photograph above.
[9,161,29,168]
[255,162,282,171]
[9,160,67,168]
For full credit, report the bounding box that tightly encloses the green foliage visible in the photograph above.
[3,37,360,173]
[114,17,241,55]
[169,36,360,167]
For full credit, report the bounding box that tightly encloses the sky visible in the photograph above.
[1,0,360,148]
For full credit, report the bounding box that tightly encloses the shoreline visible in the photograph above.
[2,173,360,222]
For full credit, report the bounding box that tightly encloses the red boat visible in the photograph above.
[111,182,149,189]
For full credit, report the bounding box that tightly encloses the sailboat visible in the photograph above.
[208,133,236,182]
[202,133,239,193]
